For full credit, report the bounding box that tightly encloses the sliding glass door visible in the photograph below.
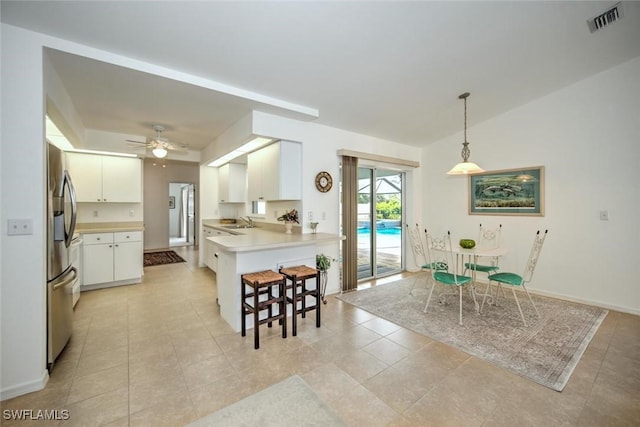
[357,167,404,280]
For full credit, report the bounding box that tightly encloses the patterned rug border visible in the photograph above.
[338,277,608,391]
[143,250,186,267]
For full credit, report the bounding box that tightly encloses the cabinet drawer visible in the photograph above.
[114,231,142,243]
[83,233,114,245]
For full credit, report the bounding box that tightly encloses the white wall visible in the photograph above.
[44,52,85,148]
[423,57,640,314]
[1,24,49,399]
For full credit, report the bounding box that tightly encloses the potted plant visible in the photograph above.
[316,253,334,304]
[277,209,299,234]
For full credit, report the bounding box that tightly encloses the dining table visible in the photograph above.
[451,245,509,312]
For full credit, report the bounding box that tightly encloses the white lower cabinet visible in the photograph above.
[203,226,233,272]
[83,231,142,288]
[207,240,218,272]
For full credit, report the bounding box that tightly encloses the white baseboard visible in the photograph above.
[1,369,49,401]
[528,287,640,316]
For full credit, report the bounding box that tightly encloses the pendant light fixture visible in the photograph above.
[447,92,484,175]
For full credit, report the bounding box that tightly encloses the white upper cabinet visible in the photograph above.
[218,163,246,203]
[66,152,142,203]
[247,141,301,202]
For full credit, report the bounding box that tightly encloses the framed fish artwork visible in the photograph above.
[468,166,544,216]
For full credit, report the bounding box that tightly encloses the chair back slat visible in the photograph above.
[406,223,427,268]
[523,229,548,283]
[425,230,467,284]
[478,223,502,250]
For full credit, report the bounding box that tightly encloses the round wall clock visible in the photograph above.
[315,171,333,193]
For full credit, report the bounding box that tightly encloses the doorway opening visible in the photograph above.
[357,167,405,280]
[169,182,195,247]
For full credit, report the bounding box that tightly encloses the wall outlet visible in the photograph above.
[308,211,313,221]
[322,211,326,220]
[129,209,135,217]
[7,219,33,236]
[599,210,609,221]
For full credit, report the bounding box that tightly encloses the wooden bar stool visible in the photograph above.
[240,270,287,349]
[279,265,321,336]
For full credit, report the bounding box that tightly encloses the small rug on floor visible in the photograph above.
[143,250,185,267]
[337,276,608,391]
[188,375,346,426]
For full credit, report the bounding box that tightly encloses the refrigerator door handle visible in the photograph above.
[63,170,77,248]
[52,267,77,291]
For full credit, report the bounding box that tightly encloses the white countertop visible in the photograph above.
[76,221,145,233]
[204,222,343,253]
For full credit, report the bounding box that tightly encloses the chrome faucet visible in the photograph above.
[240,216,254,228]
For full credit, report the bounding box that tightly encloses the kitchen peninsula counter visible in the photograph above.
[204,224,343,332]
[206,227,341,253]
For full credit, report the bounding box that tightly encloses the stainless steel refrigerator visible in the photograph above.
[47,143,78,369]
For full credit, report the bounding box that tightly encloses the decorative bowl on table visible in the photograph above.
[459,239,476,249]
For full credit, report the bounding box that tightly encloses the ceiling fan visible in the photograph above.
[126,124,188,158]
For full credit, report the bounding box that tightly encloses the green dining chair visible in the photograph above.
[423,230,477,326]
[481,229,548,326]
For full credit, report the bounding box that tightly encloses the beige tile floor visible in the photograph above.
[2,245,639,426]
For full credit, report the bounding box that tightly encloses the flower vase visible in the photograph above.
[284,222,293,234]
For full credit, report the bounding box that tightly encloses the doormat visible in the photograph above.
[337,276,608,391]
[143,250,186,267]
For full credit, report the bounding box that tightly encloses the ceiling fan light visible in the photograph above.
[152,146,168,158]
[447,161,484,175]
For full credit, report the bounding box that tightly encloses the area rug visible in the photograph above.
[188,375,345,426]
[143,250,185,267]
[338,277,608,391]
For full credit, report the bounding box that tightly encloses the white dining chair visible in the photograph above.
[481,229,548,326]
[463,223,502,280]
[406,223,432,295]
[423,230,476,326]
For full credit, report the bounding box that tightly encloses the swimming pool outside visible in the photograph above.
[357,227,402,278]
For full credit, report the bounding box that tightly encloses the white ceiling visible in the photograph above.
[3,1,640,154]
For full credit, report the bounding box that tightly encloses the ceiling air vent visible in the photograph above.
[587,2,623,33]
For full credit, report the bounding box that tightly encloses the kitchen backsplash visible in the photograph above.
[76,202,144,223]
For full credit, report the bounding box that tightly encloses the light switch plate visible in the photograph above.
[7,219,33,235]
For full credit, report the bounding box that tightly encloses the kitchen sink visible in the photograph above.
[220,224,254,229]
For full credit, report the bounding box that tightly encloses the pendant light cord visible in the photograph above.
[463,95,467,143]
[459,92,470,162]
